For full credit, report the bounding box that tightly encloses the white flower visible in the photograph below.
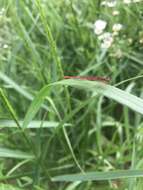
[1,8,5,12]
[98,32,112,40]
[139,38,143,44]
[107,1,117,7]
[93,20,107,35]
[112,10,120,16]
[101,1,106,6]
[101,41,112,49]
[101,0,117,7]
[128,38,133,44]
[114,49,123,58]
[0,8,5,15]
[112,23,123,32]
[3,44,8,49]
[123,0,132,4]
[99,32,114,49]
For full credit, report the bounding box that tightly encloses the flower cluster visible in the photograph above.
[112,24,123,36]
[98,32,114,49]
[93,19,123,49]
[0,7,15,61]
[93,20,107,35]
[0,8,9,51]
[101,0,117,7]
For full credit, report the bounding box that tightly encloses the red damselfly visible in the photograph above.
[64,76,110,83]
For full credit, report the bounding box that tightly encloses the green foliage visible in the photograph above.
[0,0,143,189]
[0,184,23,190]
[52,170,143,182]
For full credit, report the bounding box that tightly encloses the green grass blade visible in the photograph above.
[0,184,23,190]
[52,170,143,182]
[36,0,64,78]
[57,79,143,115]
[0,120,71,128]
[0,88,21,128]
[0,71,51,112]
[22,79,143,178]
[0,71,33,101]
[0,147,34,159]
[23,79,143,128]
[0,88,34,151]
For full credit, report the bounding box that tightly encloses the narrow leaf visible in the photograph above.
[23,79,143,128]
[0,147,34,159]
[0,120,71,128]
[52,170,143,182]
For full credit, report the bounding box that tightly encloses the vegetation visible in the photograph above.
[0,0,143,189]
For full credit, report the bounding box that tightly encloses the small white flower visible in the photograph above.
[1,8,5,12]
[101,1,107,6]
[98,32,112,40]
[112,31,118,36]
[99,32,114,49]
[94,28,103,35]
[123,0,132,4]
[101,0,117,7]
[114,49,123,58]
[112,10,120,16]
[93,20,107,35]
[0,8,5,15]
[128,38,133,44]
[3,44,8,49]
[107,1,117,7]
[101,40,112,49]
[112,23,123,32]
[116,152,121,159]
[139,38,143,44]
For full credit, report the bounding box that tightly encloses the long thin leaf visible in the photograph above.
[0,120,71,128]
[52,170,143,182]
[23,79,143,129]
[58,79,143,114]
[0,71,51,112]
[0,147,34,159]
[0,184,23,190]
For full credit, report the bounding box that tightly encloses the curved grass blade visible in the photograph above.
[22,82,84,172]
[52,170,143,182]
[23,79,143,128]
[22,79,143,175]
[0,71,51,112]
[58,79,143,115]
[0,147,34,159]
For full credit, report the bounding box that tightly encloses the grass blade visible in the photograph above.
[0,71,51,112]
[0,147,34,159]
[0,184,23,190]
[57,79,143,115]
[52,170,143,182]
[0,120,71,128]
[23,79,143,128]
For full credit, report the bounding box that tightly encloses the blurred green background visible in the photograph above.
[0,0,143,189]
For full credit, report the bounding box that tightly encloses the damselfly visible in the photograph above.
[64,76,110,83]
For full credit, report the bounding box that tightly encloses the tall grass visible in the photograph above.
[0,0,143,189]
